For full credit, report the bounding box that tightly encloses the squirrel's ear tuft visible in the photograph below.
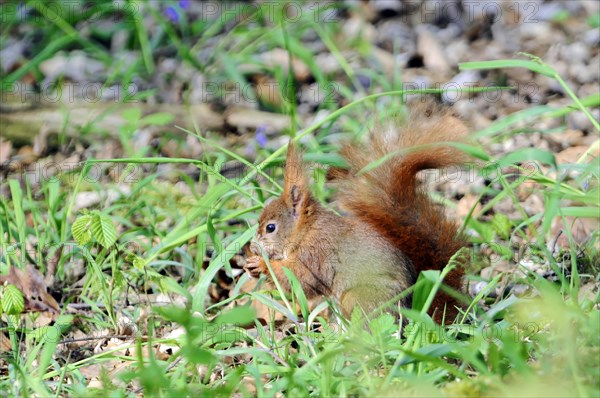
[283,140,309,216]
[289,186,305,217]
[285,140,302,172]
[283,140,306,190]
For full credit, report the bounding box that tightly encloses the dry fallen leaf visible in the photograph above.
[456,193,482,219]
[556,145,597,164]
[550,216,599,250]
[0,332,12,353]
[254,75,284,108]
[0,264,60,314]
[0,139,12,164]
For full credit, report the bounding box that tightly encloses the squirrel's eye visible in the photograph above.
[266,223,276,233]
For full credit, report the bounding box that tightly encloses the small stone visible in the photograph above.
[479,266,494,280]
[444,39,469,66]
[584,29,600,47]
[315,53,343,75]
[417,26,452,74]
[519,21,552,40]
[437,23,462,43]
[561,42,590,63]
[111,29,129,53]
[569,63,594,84]
[259,48,311,81]
[510,284,531,297]
[442,70,480,104]
[342,15,375,42]
[40,51,105,82]
[0,40,24,73]
[370,0,403,16]
[376,20,415,53]
[469,281,491,297]
[567,110,598,132]
[536,2,564,21]
[370,46,395,76]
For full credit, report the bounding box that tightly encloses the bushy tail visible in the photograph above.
[337,102,470,323]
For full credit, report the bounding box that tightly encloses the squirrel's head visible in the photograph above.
[251,141,315,260]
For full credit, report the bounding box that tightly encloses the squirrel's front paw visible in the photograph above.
[244,256,266,278]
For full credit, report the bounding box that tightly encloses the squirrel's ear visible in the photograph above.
[283,141,308,217]
[289,186,306,218]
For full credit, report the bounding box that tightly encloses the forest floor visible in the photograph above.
[0,1,599,396]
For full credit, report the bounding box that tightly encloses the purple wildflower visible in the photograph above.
[255,125,268,148]
[164,6,178,22]
[357,74,371,90]
[164,0,189,23]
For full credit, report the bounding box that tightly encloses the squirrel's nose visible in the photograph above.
[249,241,260,255]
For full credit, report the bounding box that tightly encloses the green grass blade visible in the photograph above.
[8,180,25,249]
[193,226,256,312]
[459,59,556,77]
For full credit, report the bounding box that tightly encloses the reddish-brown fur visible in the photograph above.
[245,101,470,323]
[336,103,470,322]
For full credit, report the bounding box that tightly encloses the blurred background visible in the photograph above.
[1,0,598,183]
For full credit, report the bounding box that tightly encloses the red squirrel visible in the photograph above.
[244,102,469,323]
